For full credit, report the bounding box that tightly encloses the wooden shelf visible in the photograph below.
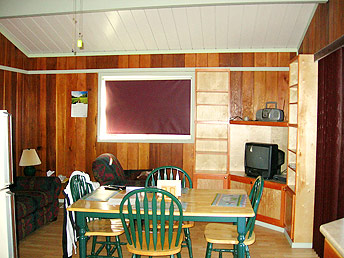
[288,148,297,154]
[230,120,288,127]
[288,164,296,171]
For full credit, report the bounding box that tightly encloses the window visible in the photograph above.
[98,70,195,143]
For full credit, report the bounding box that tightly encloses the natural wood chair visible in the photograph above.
[145,166,194,258]
[119,187,184,258]
[204,176,264,258]
[69,174,125,258]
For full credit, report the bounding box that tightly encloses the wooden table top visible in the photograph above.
[68,188,255,218]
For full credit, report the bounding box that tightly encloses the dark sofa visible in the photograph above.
[10,176,61,240]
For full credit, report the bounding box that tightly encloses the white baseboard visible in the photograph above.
[256,220,312,248]
[256,220,285,233]
[283,230,313,248]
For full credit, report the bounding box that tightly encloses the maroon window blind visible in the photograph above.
[105,79,191,135]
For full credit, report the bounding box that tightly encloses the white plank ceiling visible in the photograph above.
[0,1,325,57]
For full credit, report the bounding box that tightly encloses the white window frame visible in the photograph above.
[98,68,195,143]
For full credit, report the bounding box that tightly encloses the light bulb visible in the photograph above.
[77,39,83,48]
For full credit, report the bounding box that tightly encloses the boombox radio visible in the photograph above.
[256,102,284,122]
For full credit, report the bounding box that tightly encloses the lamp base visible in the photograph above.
[24,166,36,176]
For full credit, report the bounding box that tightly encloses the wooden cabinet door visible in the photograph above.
[194,173,229,189]
[230,175,286,227]
[257,185,285,227]
[284,187,295,240]
[324,239,343,258]
[230,175,252,193]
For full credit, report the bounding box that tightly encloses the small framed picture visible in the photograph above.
[157,180,182,197]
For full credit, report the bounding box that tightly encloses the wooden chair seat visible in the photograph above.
[86,219,127,236]
[149,220,194,229]
[182,221,194,228]
[127,230,183,256]
[204,223,255,245]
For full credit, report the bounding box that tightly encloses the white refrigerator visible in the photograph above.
[0,110,18,258]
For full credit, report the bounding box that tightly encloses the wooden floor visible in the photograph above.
[18,208,319,258]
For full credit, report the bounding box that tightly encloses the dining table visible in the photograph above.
[67,187,255,258]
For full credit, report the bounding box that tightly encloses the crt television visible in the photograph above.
[244,142,285,179]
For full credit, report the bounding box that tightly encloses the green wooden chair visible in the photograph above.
[204,176,264,258]
[145,166,194,258]
[69,174,125,258]
[119,187,184,258]
[145,166,193,189]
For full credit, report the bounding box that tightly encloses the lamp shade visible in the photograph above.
[19,149,41,166]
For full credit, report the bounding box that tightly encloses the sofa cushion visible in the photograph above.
[36,206,54,228]
[18,190,51,205]
[15,195,37,220]
[16,213,35,240]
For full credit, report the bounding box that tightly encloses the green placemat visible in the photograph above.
[211,194,247,207]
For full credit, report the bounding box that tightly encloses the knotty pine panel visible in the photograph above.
[299,0,344,54]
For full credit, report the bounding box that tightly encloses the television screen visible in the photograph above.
[244,142,285,179]
[245,144,271,170]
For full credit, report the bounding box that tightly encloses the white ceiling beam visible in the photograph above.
[0,0,328,18]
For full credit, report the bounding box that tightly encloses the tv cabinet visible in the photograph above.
[230,172,286,227]
[285,54,317,245]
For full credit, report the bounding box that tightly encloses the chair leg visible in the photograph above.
[115,235,123,258]
[205,242,213,258]
[184,228,193,258]
[245,245,250,258]
[105,236,112,256]
[91,236,97,256]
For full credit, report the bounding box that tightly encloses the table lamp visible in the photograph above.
[19,148,41,176]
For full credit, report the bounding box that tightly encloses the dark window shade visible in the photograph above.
[105,80,191,135]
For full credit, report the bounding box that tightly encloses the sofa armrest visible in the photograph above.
[11,176,62,200]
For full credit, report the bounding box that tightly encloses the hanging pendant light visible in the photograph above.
[77,33,83,49]
[72,0,84,54]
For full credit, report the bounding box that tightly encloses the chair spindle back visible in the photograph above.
[119,188,184,251]
[246,176,264,238]
[70,174,94,202]
[145,166,193,189]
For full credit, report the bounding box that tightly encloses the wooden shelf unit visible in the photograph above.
[194,69,231,189]
[285,54,318,244]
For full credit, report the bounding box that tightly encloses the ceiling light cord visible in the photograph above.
[77,0,84,50]
[72,0,77,55]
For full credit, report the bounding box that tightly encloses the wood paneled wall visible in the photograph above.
[299,0,344,54]
[0,33,292,178]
